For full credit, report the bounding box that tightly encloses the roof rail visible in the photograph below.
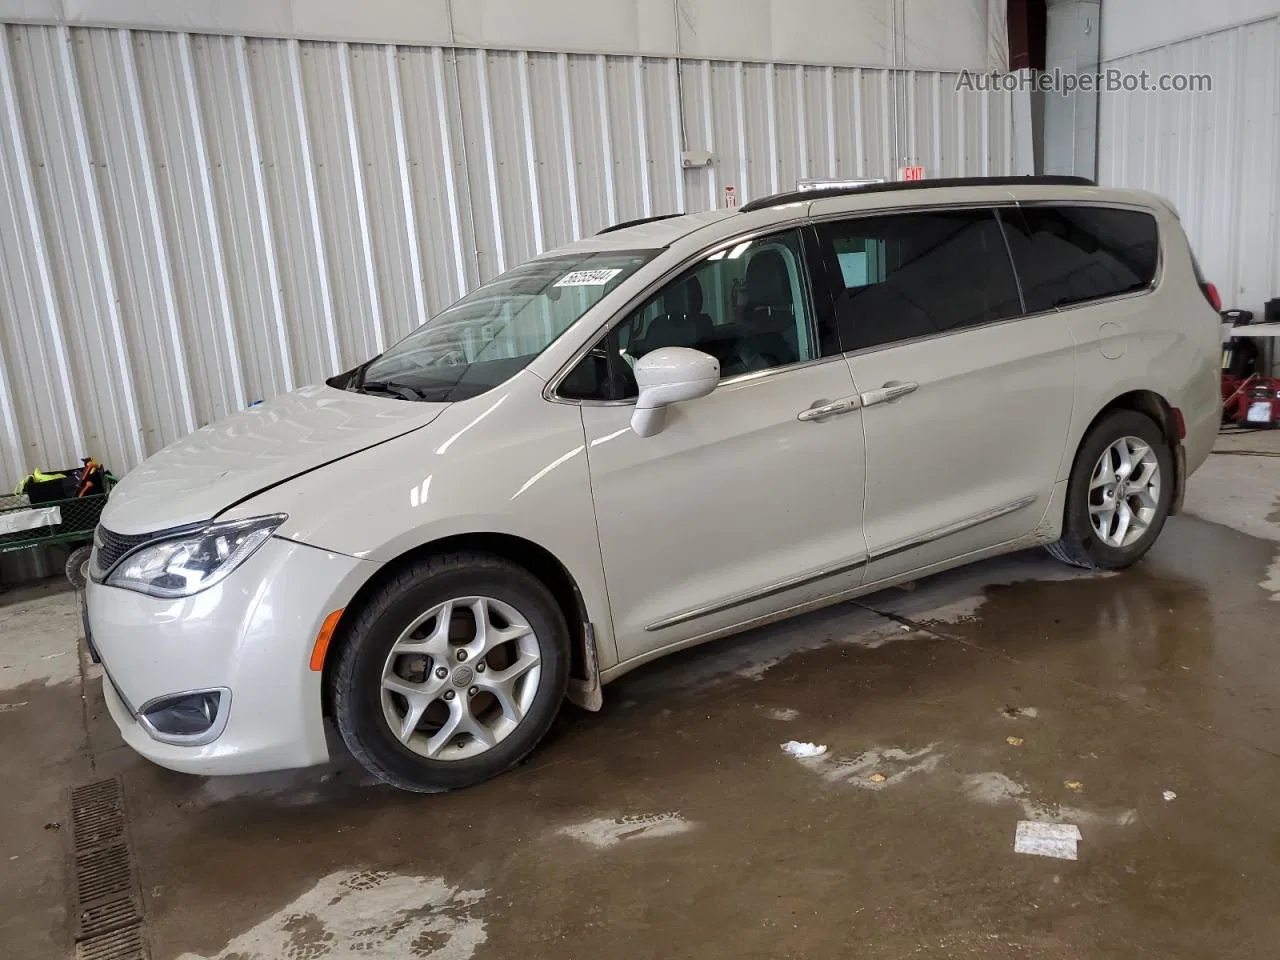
[738,176,1097,214]
[596,213,683,235]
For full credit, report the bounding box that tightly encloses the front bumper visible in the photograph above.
[87,536,379,776]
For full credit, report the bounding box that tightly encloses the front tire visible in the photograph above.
[332,552,570,793]
[1046,409,1173,570]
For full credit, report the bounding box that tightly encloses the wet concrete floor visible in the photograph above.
[5,450,1280,959]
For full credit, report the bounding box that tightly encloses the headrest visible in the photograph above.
[745,249,791,307]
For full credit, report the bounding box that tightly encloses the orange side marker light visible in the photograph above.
[310,609,345,671]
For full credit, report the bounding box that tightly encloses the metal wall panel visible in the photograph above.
[1097,16,1280,317]
[0,22,1024,579]
[0,0,1011,72]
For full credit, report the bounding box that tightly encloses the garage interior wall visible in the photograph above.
[1097,5,1280,320]
[0,17,1027,579]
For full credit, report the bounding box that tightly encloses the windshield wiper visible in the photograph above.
[359,379,429,401]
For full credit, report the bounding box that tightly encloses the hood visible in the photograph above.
[102,385,448,534]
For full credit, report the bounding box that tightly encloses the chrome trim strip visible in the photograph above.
[835,283,1156,362]
[645,554,867,632]
[868,495,1039,563]
[573,353,853,408]
[837,313,1028,361]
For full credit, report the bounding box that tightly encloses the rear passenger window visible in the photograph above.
[1003,206,1159,313]
[816,209,1023,352]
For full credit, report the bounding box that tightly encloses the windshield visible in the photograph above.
[357,249,656,402]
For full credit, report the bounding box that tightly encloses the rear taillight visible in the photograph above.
[1201,281,1222,312]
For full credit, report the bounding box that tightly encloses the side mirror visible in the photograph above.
[630,347,720,438]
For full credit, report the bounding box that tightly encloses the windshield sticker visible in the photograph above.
[554,268,624,288]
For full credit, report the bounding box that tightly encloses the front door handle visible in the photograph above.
[860,380,919,408]
[797,395,861,422]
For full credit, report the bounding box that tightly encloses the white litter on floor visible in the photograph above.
[0,701,28,713]
[1014,821,1082,861]
[174,869,487,960]
[765,707,800,721]
[557,812,695,848]
[963,772,1136,827]
[822,745,943,789]
[1163,790,1177,801]
[963,771,1026,805]
[1259,550,1280,601]
[780,740,827,759]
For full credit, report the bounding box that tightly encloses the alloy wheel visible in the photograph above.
[379,596,542,761]
[1088,435,1161,548]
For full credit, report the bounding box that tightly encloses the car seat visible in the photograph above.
[635,277,714,356]
[726,249,800,373]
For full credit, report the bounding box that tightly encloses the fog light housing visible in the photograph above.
[138,688,230,746]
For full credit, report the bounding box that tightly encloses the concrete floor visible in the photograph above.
[5,431,1280,960]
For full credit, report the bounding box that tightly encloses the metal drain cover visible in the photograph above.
[71,780,126,852]
[69,778,146,959]
[75,844,133,903]
[76,923,145,960]
[78,893,141,937]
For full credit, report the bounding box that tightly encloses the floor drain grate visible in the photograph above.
[79,895,141,938]
[71,780,126,852]
[76,843,133,903]
[75,922,146,960]
[69,777,147,957]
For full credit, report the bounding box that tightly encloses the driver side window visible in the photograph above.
[559,229,819,401]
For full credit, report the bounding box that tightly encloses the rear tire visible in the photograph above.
[1047,410,1173,571]
[331,552,570,793]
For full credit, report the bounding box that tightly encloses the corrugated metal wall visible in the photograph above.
[0,22,1023,578]
[1098,15,1280,317]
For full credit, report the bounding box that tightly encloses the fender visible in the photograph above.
[220,373,620,675]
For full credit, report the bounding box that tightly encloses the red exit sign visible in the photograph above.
[899,165,926,181]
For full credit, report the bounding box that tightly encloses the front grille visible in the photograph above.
[91,528,156,577]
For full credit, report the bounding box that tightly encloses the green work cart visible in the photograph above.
[0,480,113,588]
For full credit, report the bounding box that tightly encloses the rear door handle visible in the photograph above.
[860,380,919,408]
[797,395,861,422]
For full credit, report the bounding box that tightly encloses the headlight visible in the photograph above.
[106,515,286,598]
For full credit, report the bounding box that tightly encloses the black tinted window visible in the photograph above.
[1004,206,1158,313]
[816,209,1022,351]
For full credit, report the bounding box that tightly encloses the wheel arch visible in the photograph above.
[320,532,598,719]
[1095,389,1178,442]
[1076,388,1184,512]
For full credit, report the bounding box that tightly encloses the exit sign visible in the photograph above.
[899,165,926,181]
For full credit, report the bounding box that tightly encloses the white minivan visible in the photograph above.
[86,177,1221,792]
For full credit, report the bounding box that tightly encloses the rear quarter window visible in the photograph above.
[1003,206,1159,313]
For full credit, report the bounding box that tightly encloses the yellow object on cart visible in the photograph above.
[13,469,67,496]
